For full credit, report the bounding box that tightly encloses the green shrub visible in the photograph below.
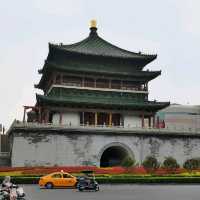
[1,175,200,184]
[96,176,200,184]
[142,156,159,173]
[121,156,135,168]
[163,157,179,172]
[183,158,200,172]
[0,176,40,184]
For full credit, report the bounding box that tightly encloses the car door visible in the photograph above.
[62,173,75,187]
[51,173,62,187]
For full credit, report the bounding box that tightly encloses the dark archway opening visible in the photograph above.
[100,146,129,167]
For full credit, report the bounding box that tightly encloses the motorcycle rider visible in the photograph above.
[84,174,92,186]
[1,176,17,200]
[2,176,12,188]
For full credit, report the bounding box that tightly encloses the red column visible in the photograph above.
[60,74,63,84]
[109,113,112,127]
[59,112,63,125]
[153,115,156,128]
[109,80,112,89]
[45,110,49,123]
[38,107,42,123]
[82,112,85,125]
[120,80,123,89]
[82,77,85,87]
[156,116,160,128]
[53,74,56,84]
[141,113,144,128]
[149,117,151,127]
[95,112,98,126]
[94,79,96,88]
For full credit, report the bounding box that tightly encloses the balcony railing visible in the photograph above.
[48,83,148,95]
[12,121,200,134]
[0,152,10,157]
[62,82,147,91]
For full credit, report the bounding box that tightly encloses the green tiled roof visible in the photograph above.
[51,27,156,61]
[44,61,161,78]
[36,27,161,90]
[36,87,170,111]
[36,61,161,90]
[48,87,146,100]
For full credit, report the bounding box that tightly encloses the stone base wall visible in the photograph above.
[10,129,200,167]
[0,157,10,166]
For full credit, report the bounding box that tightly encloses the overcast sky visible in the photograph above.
[0,0,200,128]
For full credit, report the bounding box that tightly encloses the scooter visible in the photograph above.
[77,171,99,192]
[0,188,10,200]
[15,185,26,199]
[0,184,26,200]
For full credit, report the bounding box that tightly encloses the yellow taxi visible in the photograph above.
[39,171,77,189]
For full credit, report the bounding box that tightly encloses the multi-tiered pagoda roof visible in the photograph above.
[35,22,169,112]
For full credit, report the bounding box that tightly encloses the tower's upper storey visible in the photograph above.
[48,23,156,63]
[35,21,161,91]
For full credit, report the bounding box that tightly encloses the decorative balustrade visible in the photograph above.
[50,83,148,93]
[13,121,200,134]
[0,152,10,157]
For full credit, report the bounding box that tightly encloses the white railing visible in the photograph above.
[13,121,200,134]
[0,152,10,157]
[47,84,148,95]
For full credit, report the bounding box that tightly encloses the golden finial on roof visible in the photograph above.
[90,19,97,28]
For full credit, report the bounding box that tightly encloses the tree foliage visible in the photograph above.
[142,156,160,173]
[121,156,135,168]
[163,157,179,172]
[183,158,200,172]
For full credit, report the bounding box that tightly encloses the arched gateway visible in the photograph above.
[99,143,134,167]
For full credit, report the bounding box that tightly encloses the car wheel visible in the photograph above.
[78,186,84,192]
[45,182,54,189]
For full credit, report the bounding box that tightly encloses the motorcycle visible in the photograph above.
[77,171,99,192]
[0,184,26,200]
[15,186,26,200]
[0,188,10,200]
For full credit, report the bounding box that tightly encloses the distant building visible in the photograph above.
[0,125,10,166]
[157,104,200,131]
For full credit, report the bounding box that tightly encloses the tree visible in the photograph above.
[121,156,135,168]
[183,158,200,173]
[142,156,160,174]
[163,157,179,173]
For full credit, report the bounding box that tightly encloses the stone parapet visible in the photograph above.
[8,121,200,137]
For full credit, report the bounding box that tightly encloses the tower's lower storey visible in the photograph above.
[9,124,200,167]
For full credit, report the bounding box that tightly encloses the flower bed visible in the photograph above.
[0,166,195,177]
[0,166,199,184]
[20,166,126,175]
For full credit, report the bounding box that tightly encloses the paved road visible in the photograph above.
[23,184,200,200]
